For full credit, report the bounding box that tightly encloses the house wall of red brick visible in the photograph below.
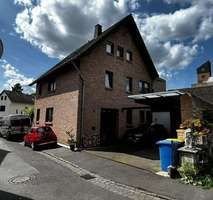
[180,95,193,123]
[79,25,159,146]
[34,23,165,147]
[34,70,81,144]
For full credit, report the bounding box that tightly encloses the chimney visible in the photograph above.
[197,61,211,84]
[94,24,102,39]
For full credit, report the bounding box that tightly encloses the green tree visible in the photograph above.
[12,83,23,94]
[23,107,34,121]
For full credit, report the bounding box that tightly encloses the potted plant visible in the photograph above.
[183,119,210,148]
[66,130,77,151]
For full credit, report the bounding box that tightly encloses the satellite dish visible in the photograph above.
[0,39,3,58]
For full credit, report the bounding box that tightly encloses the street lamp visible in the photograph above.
[0,39,3,58]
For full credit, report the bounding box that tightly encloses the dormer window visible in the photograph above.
[117,46,124,58]
[106,42,114,55]
[48,80,56,92]
[126,51,132,62]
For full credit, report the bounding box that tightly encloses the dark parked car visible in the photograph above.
[24,126,57,150]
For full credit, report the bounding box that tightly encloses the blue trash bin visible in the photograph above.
[156,139,183,171]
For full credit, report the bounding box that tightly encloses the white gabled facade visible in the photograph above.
[0,91,33,118]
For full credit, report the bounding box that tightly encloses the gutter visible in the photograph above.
[70,60,85,148]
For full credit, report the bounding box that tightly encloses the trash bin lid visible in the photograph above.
[167,138,184,143]
[156,139,172,145]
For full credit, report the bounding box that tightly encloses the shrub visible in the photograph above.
[178,162,198,184]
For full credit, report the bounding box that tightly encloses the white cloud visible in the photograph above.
[14,0,127,59]
[0,59,35,93]
[14,0,213,80]
[133,0,213,79]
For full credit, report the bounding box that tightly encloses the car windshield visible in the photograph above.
[21,118,31,126]
[11,118,31,127]
[11,119,21,126]
[36,127,52,135]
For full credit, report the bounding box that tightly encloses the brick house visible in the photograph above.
[30,15,165,147]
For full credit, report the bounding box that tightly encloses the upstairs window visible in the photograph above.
[45,107,54,123]
[139,80,150,94]
[116,46,124,58]
[125,77,133,93]
[126,51,132,62]
[0,105,5,112]
[105,71,113,89]
[38,84,42,95]
[48,80,56,92]
[4,96,7,100]
[1,96,3,100]
[36,109,40,122]
[106,42,114,55]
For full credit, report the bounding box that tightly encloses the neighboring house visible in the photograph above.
[129,61,213,136]
[181,61,213,123]
[30,14,165,147]
[0,90,34,118]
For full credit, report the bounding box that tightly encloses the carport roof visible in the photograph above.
[128,90,185,100]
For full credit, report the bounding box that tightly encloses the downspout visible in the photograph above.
[70,60,84,148]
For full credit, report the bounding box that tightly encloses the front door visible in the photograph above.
[100,108,118,146]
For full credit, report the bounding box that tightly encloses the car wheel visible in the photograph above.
[24,141,27,146]
[31,142,36,151]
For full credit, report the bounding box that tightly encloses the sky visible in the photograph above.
[0,0,213,93]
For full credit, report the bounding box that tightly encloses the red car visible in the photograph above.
[24,126,57,150]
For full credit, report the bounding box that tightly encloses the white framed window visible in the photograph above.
[48,80,56,92]
[126,51,132,61]
[125,77,133,93]
[106,42,114,54]
[105,71,113,89]
[116,46,124,58]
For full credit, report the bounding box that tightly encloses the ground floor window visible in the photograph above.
[203,110,213,123]
[0,105,5,112]
[45,107,54,123]
[126,109,132,125]
[139,110,152,124]
[36,109,40,122]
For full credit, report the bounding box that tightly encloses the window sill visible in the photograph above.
[105,87,113,91]
[45,122,53,126]
[106,52,114,56]
[116,56,124,61]
[126,60,132,63]
[126,91,133,95]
